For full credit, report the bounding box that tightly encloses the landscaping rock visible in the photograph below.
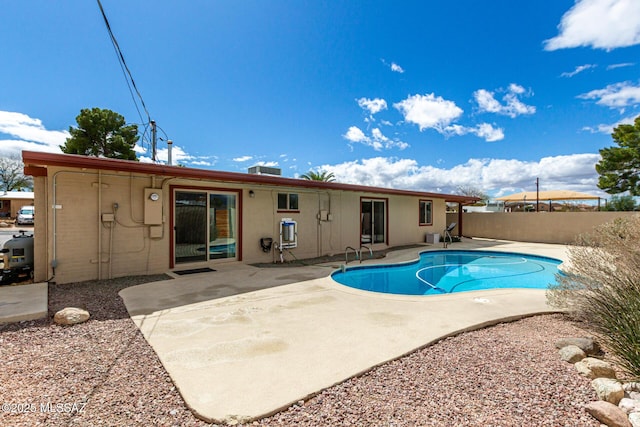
[558,344,586,363]
[53,307,90,325]
[555,337,601,355]
[585,401,632,427]
[619,398,640,414]
[624,383,640,393]
[629,412,640,427]
[575,357,617,379]
[592,378,625,404]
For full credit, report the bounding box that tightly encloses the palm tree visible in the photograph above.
[300,170,336,182]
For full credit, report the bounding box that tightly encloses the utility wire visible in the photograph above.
[96,0,151,127]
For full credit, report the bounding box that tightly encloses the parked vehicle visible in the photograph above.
[16,206,34,225]
[0,230,34,285]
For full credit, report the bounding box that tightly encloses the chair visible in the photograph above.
[443,222,456,248]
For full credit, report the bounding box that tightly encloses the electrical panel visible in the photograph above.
[144,188,163,225]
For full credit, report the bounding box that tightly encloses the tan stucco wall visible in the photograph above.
[461,211,640,244]
[41,169,170,283]
[36,166,448,283]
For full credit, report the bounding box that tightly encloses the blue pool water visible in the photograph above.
[331,250,562,296]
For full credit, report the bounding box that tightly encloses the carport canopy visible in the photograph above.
[495,190,600,202]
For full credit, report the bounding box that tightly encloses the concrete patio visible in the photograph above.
[118,238,569,424]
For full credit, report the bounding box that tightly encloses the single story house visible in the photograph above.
[22,151,477,284]
[0,191,35,219]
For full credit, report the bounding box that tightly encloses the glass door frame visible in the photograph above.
[360,197,388,245]
[170,185,243,268]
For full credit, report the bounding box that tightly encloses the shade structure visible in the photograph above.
[495,190,600,202]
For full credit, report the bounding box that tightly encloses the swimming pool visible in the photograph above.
[331,250,562,296]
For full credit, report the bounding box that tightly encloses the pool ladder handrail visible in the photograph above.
[358,245,372,263]
[344,246,359,264]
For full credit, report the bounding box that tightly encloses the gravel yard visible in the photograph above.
[0,275,600,426]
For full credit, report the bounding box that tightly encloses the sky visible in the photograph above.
[1,0,640,200]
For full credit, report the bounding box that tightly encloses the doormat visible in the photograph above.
[173,267,216,275]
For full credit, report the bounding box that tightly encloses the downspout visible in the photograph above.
[98,170,102,280]
[317,193,322,257]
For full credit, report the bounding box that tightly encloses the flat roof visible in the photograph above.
[22,151,478,204]
[0,191,34,200]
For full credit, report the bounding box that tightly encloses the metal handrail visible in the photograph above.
[345,246,359,264]
[358,245,372,263]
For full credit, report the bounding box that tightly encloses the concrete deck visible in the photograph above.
[0,282,48,324]
[119,239,569,424]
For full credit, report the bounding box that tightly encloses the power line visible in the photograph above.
[95,0,151,126]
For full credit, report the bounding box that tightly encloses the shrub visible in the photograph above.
[547,215,640,378]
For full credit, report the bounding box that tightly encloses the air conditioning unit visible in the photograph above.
[248,166,281,176]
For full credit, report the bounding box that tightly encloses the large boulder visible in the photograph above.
[585,401,632,427]
[555,337,602,355]
[53,307,90,325]
[575,357,617,379]
[558,344,586,363]
[592,378,624,405]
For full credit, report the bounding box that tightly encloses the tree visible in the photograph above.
[300,170,336,182]
[603,194,637,211]
[596,115,640,195]
[61,108,139,160]
[0,156,33,191]
[456,185,489,204]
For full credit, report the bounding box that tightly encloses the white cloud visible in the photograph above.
[255,161,279,167]
[391,62,405,73]
[444,123,505,142]
[139,144,216,167]
[607,62,635,70]
[356,97,388,115]
[544,0,640,51]
[578,81,640,108]
[561,64,597,77]
[582,115,637,133]
[0,110,68,157]
[233,155,253,162]
[343,126,369,143]
[343,126,409,151]
[474,84,536,118]
[322,153,603,196]
[393,93,463,132]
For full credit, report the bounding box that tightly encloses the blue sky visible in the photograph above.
[1,0,640,199]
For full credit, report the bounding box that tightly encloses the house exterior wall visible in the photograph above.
[33,164,448,284]
[0,193,35,218]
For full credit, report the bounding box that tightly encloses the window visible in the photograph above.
[419,200,432,225]
[278,193,299,211]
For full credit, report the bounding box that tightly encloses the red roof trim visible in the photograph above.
[21,151,478,203]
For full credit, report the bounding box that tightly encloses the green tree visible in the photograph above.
[61,108,139,160]
[603,194,637,211]
[596,115,640,195]
[0,156,33,191]
[300,170,336,182]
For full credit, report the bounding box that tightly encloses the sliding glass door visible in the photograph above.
[361,199,386,244]
[174,190,237,264]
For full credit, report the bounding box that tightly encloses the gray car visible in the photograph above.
[16,206,34,225]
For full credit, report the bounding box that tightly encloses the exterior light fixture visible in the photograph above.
[249,190,255,198]
[149,192,160,201]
